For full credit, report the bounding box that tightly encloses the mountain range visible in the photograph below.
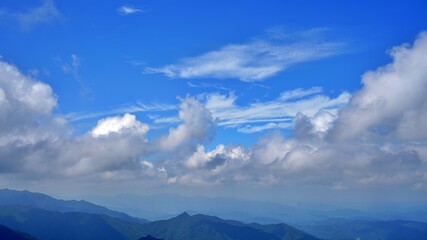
[84,193,427,224]
[0,224,37,240]
[0,189,426,240]
[0,189,148,224]
[136,212,319,240]
[300,218,427,240]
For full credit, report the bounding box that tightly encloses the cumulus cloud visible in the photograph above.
[146,30,344,81]
[0,59,154,180]
[331,32,427,141]
[157,97,216,151]
[0,60,215,182]
[91,113,149,138]
[184,144,249,170]
[293,110,336,140]
[0,0,60,30]
[2,32,427,194]
[0,60,61,146]
[161,32,427,190]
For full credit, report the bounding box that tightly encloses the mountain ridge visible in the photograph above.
[137,212,320,240]
[0,189,148,224]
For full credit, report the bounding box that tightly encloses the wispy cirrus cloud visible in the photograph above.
[0,0,60,30]
[63,102,176,122]
[66,86,349,133]
[201,87,350,133]
[61,54,94,98]
[118,5,144,15]
[187,81,232,91]
[145,29,346,81]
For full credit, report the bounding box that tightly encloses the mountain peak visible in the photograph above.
[177,212,191,218]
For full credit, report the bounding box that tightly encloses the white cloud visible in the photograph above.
[146,30,344,81]
[187,81,232,91]
[237,122,292,133]
[2,32,427,194]
[157,33,427,189]
[0,58,153,179]
[118,6,143,15]
[62,54,79,73]
[293,110,337,140]
[61,54,93,97]
[184,144,248,170]
[202,90,350,132]
[0,0,60,29]
[157,97,216,151]
[91,113,149,138]
[64,102,176,122]
[331,31,427,141]
[144,88,348,134]
[0,60,60,146]
[152,116,180,124]
[279,87,323,101]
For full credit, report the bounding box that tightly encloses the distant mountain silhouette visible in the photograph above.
[2,189,426,240]
[137,212,320,240]
[0,205,146,240]
[301,218,427,240]
[87,193,427,224]
[0,206,320,240]
[139,235,164,240]
[0,224,37,240]
[0,189,148,224]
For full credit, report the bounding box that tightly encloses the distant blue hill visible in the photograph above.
[0,189,148,224]
[84,193,427,224]
[300,218,427,240]
[139,235,163,240]
[0,206,320,240]
[1,189,426,240]
[137,212,320,240]
[0,224,38,240]
[0,205,147,240]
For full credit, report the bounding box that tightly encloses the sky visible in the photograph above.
[0,0,427,206]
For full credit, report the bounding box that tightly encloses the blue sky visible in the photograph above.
[1,0,427,204]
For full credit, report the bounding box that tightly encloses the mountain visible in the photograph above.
[0,206,319,240]
[139,235,163,240]
[0,189,148,224]
[85,193,427,225]
[0,224,37,240]
[0,205,147,240]
[137,212,320,240]
[300,218,427,240]
[84,193,328,224]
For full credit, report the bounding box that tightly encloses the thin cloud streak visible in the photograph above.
[63,102,176,122]
[0,0,60,29]
[146,29,346,81]
[118,6,144,15]
[203,90,350,132]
